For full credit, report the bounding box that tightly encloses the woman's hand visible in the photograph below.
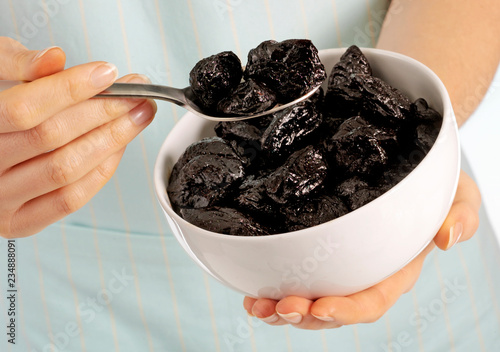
[0,37,157,238]
[243,170,481,329]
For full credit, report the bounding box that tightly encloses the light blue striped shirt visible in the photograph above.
[1,1,499,351]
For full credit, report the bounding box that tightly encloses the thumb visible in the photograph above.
[0,36,66,81]
[433,170,481,251]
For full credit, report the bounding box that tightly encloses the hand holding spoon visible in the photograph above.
[0,80,320,122]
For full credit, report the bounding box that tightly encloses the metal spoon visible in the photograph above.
[0,80,320,121]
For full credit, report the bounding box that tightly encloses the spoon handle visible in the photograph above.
[97,83,188,107]
[0,80,188,107]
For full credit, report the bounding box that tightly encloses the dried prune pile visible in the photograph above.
[189,39,326,115]
[169,45,442,236]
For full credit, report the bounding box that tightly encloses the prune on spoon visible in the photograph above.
[261,100,323,159]
[180,207,269,236]
[281,195,348,231]
[217,79,278,115]
[245,39,326,103]
[189,51,243,111]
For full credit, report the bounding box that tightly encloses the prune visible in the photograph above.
[245,39,326,103]
[169,44,444,236]
[215,121,262,145]
[335,176,370,199]
[358,75,412,126]
[214,121,264,168]
[326,74,412,126]
[237,176,275,215]
[264,145,328,204]
[325,116,398,178]
[261,100,323,159]
[170,137,245,181]
[327,45,372,88]
[217,79,277,115]
[281,195,348,231]
[189,51,243,111]
[180,207,269,236]
[346,187,385,211]
[167,154,245,209]
[412,98,442,124]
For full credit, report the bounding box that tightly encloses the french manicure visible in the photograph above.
[278,312,302,324]
[446,222,463,250]
[32,46,61,62]
[259,313,279,324]
[91,63,119,89]
[311,314,335,322]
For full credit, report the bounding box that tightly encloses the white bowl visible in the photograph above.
[154,48,460,300]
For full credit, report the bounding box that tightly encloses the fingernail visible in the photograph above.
[259,313,279,324]
[129,101,156,126]
[446,222,463,250]
[91,63,119,89]
[32,46,60,62]
[127,74,151,84]
[311,314,335,322]
[278,312,302,324]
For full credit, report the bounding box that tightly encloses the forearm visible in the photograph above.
[376,0,500,127]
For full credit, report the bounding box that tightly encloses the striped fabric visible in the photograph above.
[1,1,499,351]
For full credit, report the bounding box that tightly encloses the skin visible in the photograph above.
[0,37,157,237]
[244,0,499,329]
[0,0,497,332]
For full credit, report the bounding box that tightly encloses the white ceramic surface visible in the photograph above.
[154,48,460,300]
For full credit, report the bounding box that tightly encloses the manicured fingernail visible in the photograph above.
[91,63,119,89]
[129,101,156,126]
[259,313,279,324]
[32,46,60,62]
[311,314,335,322]
[127,74,151,84]
[446,222,463,250]
[278,312,302,324]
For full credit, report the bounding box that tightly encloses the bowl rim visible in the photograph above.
[153,47,461,243]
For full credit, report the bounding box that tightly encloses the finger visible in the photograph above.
[0,100,156,210]
[310,244,434,325]
[248,298,288,325]
[275,296,342,330]
[243,296,257,316]
[4,148,126,238]
[433,170,481,250]
[0,37,66,80]
[0,74,150,170]
[0,61,119,133]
